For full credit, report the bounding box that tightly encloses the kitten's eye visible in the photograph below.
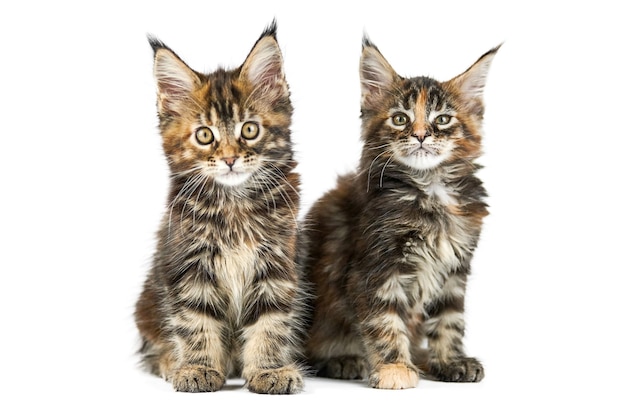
[391,113,409,126]
[241,121,260,140]
[195,127,214,145]
[434,114,452,125]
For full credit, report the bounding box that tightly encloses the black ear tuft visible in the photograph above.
[147,34,168,55]
[239,21,288,105]
[362,31,375,49]
[446,44,501,115]
[260,18,278,40]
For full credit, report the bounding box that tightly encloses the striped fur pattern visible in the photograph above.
[302,38,499,389]
[134,22,308,394]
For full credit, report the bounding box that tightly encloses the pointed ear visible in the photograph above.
[239,23,288,105]
[360,36,399,108]
[446,44,501,115]
[149,36,200,116]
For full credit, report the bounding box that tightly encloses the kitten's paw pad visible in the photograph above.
[247,366,303,394]
[317,356,367,380]
[369,363,419,389]
[171,366,225,392]
[429,357,484,382]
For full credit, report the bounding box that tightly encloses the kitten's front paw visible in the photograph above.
[171,365,225,392]
[246,365,303,394]
[369,363,419,389]
[316,355,368,380]
[428,357,484,382]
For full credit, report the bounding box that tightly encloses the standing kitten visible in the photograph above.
[134,22,307,394]
[302,38,499,389]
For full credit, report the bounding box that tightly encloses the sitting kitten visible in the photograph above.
[134,22,307,394]
[302,37,499,389]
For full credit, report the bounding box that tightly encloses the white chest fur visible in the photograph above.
[425,181,458,206]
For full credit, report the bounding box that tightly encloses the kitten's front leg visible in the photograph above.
[356,276,420,389]
[423,273,484,382]
[240,267,304,394]
[167,312,228,392]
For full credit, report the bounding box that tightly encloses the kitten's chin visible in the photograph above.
[397,153,446,170]
[214,172,252,187]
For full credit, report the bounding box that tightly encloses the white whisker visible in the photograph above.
[379,156,393,188]
[363,144,392,192]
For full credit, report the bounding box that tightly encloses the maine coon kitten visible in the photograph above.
[134,22,307,394]
[302,38,499,389]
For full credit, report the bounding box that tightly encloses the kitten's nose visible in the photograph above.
[222,156,238,168]
[411,130,431,143]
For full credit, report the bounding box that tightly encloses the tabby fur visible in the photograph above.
[302,37,500,389]
[134,22,307,394]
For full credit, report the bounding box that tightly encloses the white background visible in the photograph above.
[1,1,624,415]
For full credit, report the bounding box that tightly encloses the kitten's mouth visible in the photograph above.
[408,145,435,156]
[398,145,446,170]
[215,171,251,187]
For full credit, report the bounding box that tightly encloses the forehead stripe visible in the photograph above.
[415,88,428,126]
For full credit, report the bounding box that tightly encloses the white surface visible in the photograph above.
[1,1,624,415]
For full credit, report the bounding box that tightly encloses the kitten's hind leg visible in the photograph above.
[135,282,177,380]
[306,317,369,380]
[426,357,484,382]
[314,355,368,380]
[137,337,176,379]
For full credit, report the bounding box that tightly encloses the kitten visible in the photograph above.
[302,37,499,389]
[134,22,307,394]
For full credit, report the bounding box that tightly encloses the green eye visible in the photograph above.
[195,127,214,145]
[391,113,409,126]
[435,114,452,125]
[241,121,260,140]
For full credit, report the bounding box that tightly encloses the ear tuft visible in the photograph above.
[149,36,200,115]
[360,36,398,107]
[447,44,501,114]
[240,23,288,104]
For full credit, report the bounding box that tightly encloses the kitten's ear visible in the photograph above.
[360,36,399,108]
[148,35,200,116]
[446,44,502,115]
[239,21,289,105]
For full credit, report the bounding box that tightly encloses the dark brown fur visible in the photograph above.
[302,38,500,389]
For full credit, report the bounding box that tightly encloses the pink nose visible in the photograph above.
[222,156,238,167]
[412,129,431,142]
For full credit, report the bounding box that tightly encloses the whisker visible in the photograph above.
[364,147,392,192]
[379,156,393,188]
[252,174,277,214]
[254,163,299,226]
[192,175,210,228]
[166,169,207,237]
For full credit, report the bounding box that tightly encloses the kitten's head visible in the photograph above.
[360,37,500,172]
[150,21,293,188]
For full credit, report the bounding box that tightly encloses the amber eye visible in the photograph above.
[391,113,409,126]
[195,127,214,145]
[434,114,452,125]
[241,121,260,140]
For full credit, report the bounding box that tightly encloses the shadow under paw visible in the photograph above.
[316,356,368,380]
[428,357,484,382]
[247,366,303,394]
[171,365,225,392]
